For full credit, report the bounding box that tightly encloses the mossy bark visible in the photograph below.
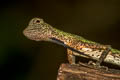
[57,62,120,80]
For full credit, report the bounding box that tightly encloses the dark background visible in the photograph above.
[0,0,120,80]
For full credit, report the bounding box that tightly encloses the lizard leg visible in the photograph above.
[67,49,75,64]
[96,47,111,66]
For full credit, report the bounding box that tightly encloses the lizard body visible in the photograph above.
[23,18,120,66]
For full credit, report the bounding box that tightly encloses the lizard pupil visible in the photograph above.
[36,20,40,23]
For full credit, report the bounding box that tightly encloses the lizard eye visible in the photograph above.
[29,18,44,25]
[34,18,44,24]
[36,20,40,23]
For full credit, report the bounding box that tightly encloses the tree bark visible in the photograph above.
[57,62,120,80]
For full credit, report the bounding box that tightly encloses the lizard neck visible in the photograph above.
[50,27,73,45]
[48,27,107,50]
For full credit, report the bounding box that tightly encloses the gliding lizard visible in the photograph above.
[23,18,120,67]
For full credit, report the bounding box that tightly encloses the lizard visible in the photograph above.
[23,17,120,67]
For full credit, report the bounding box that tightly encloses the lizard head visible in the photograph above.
[23,18,53,41]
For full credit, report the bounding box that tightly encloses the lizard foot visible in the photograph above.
[88,61,96,66]
[88,61,108,71]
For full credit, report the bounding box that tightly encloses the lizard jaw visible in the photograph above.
[23,28,40,41]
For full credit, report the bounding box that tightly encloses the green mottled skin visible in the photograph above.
[23,18,120,66]
[54,27,97,44]
[111,48,120,54]
[53,27,120,54]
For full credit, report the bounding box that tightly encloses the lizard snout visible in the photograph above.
[23,28,38,41]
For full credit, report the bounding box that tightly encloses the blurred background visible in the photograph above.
[0,0,120,80]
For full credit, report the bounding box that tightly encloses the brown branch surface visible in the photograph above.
[57,62,120,80]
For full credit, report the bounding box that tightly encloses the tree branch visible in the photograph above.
[57,62,120,80]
